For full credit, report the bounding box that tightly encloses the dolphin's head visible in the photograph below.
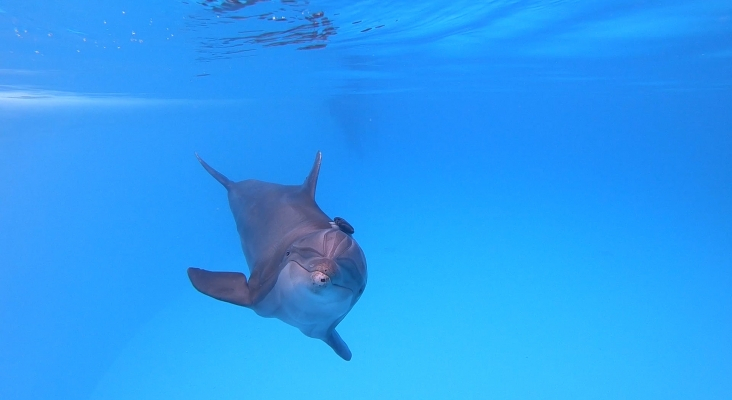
[272,227,366,359]
[283,228,367,306]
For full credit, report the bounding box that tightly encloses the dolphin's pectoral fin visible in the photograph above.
[324,329,352,361]
[187,267,252,307]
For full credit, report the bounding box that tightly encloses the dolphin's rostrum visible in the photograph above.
[188,152,367,360]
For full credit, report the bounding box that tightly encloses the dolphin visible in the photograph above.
[188,152,367,360]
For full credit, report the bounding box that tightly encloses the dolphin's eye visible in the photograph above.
[285,251,290,256]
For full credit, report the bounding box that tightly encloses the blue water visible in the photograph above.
[1,1,731,399]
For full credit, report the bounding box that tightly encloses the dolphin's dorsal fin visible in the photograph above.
[303,151,322,199]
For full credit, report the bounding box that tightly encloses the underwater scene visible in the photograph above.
[1,0,731,399]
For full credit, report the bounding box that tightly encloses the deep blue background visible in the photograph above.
[1,1,731,399]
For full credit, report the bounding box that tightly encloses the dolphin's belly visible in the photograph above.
[254,262,352,339]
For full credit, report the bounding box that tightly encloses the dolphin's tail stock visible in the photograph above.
[195,153,233,189]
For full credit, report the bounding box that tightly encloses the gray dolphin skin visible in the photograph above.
[188,152,367,360]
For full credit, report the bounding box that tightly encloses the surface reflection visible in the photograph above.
[192,0,337,58]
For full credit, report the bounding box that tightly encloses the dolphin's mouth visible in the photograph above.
[332,283,354,294]
[311,271,330,287]
[292,262,354,295]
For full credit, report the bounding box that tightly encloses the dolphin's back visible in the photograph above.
[227,180,332,274]
[196,152,331,278]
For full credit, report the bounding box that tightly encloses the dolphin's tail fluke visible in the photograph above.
[196,153,233,189]
[303,151,322,199]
